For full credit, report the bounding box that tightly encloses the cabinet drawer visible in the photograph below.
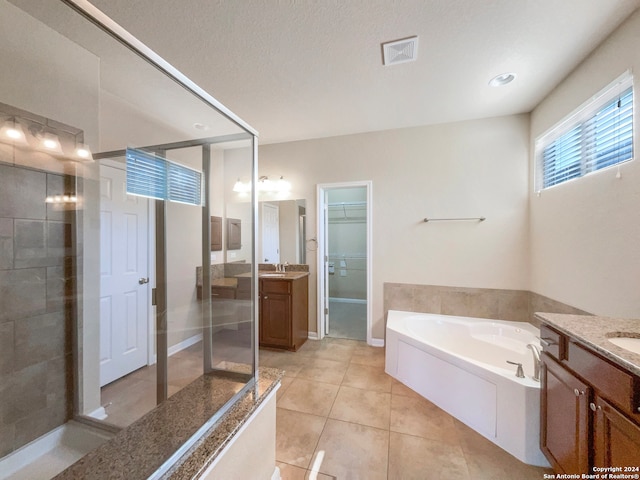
[261,279,291,295]
[567,341,638,417]
[211,287,236,299]
[540,324,563,360]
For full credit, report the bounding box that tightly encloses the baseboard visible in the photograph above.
[307,332,319,340]
[86,406,108,421]
[168,333,203,356]
[370,338,385,347]
[151,333,203,364]
[329,297,367,304]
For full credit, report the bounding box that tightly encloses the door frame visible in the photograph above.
[316,181,373,344]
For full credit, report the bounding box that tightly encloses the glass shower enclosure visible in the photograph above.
[0,0,258,477]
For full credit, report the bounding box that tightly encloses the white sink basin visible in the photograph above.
[260,273,286,278]
[607,336,640,355]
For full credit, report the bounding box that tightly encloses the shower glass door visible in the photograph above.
[1,1,257,476]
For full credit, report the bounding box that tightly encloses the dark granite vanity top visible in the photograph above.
[54,367,282,480]
[535,312,640,376]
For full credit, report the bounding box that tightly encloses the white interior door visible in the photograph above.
[262,203,280,263]
[100,164,149,387]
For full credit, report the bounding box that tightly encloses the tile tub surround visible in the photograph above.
[54,367,283,480]
[384,283,590,326]
[535,313,640,376]
[0,162,76,457]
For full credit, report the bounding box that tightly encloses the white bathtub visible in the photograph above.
[385,310,549,467]
[0,421,114,480]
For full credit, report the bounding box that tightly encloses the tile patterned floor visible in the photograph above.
[261,338,553,480]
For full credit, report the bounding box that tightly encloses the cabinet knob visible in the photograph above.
[574,388,585,396]
[589,402,602,412]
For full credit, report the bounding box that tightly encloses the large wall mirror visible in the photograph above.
[259,199,306,264]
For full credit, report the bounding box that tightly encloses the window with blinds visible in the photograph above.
[126,148,202,206]
[535,72,634,191]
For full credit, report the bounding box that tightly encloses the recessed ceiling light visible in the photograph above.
[489,73,516,87]
[193,122,210,131]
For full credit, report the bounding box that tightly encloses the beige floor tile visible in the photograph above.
[311,419,389,480]
[279,378,339,417]
[297,340,355,363]
[390,379,423,399]
[388,431,470,480]
[260,350,308,377]
[350,350,386,368]
[341,363,392,392]
[297,357,348,385]
[454,419,553,480]
[277,376,294,401]
[278,461,307,480]
[278,461,337,480]
[390,394,459,445]
[276,408,327,469]
[328,386,391,430]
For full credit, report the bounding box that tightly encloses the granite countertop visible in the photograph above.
[54,367,283,480]
[535,312,640,377]
[235,270,310,280]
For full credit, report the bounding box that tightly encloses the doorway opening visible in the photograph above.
[317,181,372,343]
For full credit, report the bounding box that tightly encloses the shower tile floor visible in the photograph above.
[261,337,554,480]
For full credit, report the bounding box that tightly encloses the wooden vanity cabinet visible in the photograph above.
[592,395,640,470]
[540,324,640,474]
[541,352,590,474]
[259,275,308,351]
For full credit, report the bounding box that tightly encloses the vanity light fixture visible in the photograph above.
[0,118,28,145]
[73,132,93,161]
[45,193,78,204]
[41,132,63,153]
[233,178,251,193]
[276,176,291,192]
[233,175,292,194]
[74,143,93,160]
[489,72,517,87]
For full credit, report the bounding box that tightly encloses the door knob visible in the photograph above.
[139,277,149,285]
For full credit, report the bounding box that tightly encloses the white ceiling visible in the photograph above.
[88,0,640,145]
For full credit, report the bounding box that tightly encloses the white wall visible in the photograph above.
[260,114,531,339]
[530,9,640,319]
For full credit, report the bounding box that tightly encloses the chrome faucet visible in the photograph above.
[527,343,541,382]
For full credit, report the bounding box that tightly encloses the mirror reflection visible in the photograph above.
[259,199,306,265]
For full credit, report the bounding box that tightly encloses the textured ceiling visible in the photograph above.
[87,0,640,144]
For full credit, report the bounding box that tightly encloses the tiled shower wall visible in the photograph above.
[384,282,591,327]
[0,160,75,457]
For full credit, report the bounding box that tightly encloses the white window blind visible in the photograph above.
[536,72,634,191]
[126,148,202,206]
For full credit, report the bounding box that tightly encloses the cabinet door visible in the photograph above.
[593,395,640,470]
[260,292,291,347]
[210,216,222,251]
[541,353,590,474]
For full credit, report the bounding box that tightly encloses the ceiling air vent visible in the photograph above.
[382,36,418,66]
